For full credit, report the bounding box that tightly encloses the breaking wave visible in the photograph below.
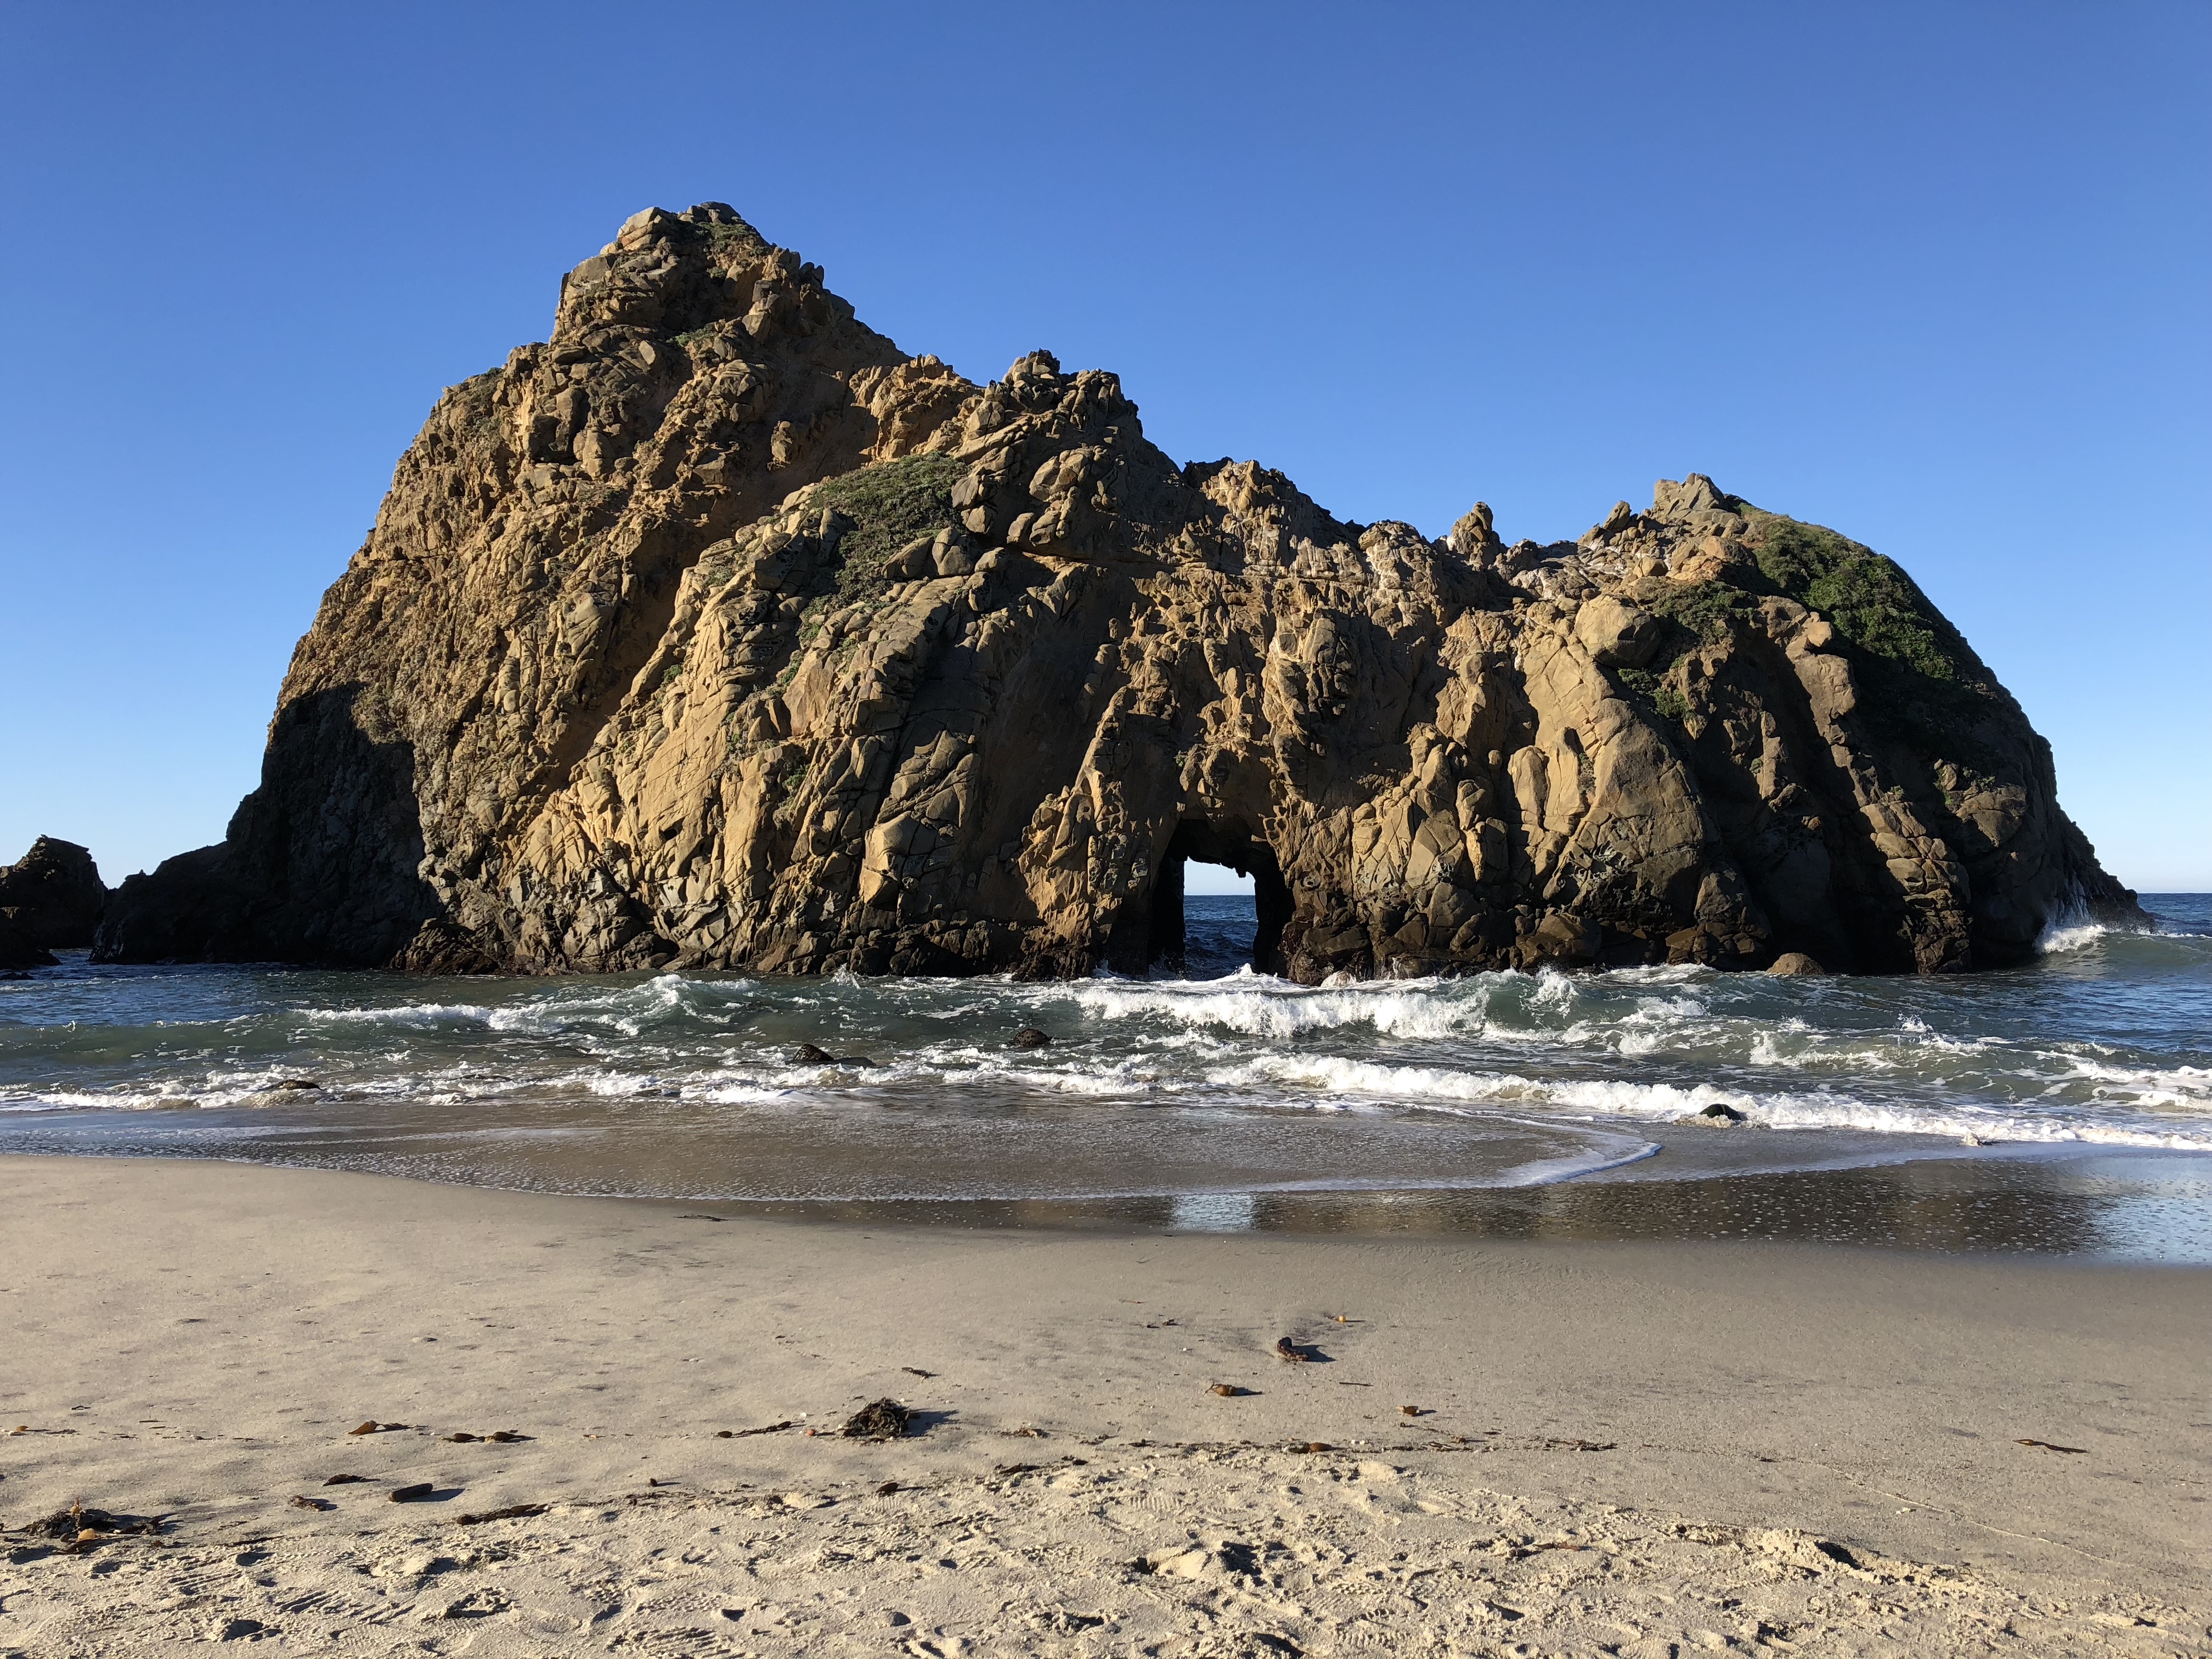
[4,895,2210,1198]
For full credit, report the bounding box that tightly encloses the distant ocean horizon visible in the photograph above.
[4,894,2207,1261]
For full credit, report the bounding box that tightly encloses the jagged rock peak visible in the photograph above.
[93,206,2141,979]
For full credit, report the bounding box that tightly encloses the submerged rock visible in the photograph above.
[93,204,2141,980]
[1768,952,1826,977]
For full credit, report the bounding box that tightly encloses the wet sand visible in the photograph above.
[2,1155,2207,1655]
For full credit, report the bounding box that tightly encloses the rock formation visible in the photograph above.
[0,913,55,971]
[95,204,2140,979]
[0,836,106,954]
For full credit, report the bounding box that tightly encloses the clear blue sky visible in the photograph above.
[2,2,2205,891]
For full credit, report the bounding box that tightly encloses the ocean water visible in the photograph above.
[3,896,2209,1259]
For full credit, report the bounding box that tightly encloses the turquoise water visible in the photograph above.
[2,896,2208,1259]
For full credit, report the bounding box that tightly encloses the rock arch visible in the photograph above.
[96,204,2142,978]
[1140,818,1293,977]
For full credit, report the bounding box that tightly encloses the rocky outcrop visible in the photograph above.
[0,837,106,951]
[0,913,56,970]
[95,204,2141,979]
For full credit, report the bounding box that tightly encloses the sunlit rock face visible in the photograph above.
[94,204,2140,980]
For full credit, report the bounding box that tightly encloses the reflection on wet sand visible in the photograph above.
[741,1150,2212,1262]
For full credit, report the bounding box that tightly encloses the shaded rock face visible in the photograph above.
[94,689,447,968]
[0,837,107,951]
[0,913,58,970]
[95,204,2140,979]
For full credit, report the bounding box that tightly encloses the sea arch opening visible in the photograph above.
[1146,818,1292,977]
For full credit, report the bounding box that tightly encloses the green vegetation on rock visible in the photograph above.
[455,369,503,441]
[1614,665,1691,724]
[1640,580,1759,650]
[808,451,962,609]
[1613,582,1760,720]
[704,218,763,254]
[1746,515,1966,683]
[1740,510,2002,771]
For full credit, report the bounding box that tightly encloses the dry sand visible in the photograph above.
[1,1154,2206,1657]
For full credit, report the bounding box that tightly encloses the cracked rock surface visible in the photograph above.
[93,204,2140,979]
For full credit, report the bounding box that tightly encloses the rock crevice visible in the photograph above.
[95,204,2140,978]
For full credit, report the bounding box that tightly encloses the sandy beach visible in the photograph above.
[2,1154,2207,1656]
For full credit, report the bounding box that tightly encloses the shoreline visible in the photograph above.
[3,1154,2207,1654]
[3,1138,2208,1263]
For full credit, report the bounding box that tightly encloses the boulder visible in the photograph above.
[1768,952,1826,977]
[91,204,2145,981]
[0,837,108,949]
[1573,595,1662,668]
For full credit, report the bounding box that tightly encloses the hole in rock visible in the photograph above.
[1186,860,1255,896]
[1146,821,1291,978]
